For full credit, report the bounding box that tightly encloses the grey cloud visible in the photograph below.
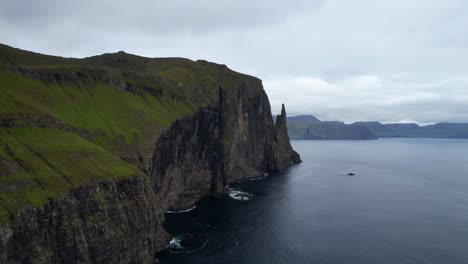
[0,0,322,34]
[264,74,468,124]
[0,0,467,124]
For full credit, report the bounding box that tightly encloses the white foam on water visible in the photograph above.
[168,234,207,254]
[169,237,183,249]
[166,205,197,214]
[228,188,254,201]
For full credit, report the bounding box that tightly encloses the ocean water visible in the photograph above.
[158,139,468,264]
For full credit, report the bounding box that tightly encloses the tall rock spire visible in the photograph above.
[274,104,302,169]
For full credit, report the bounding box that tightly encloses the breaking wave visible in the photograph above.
[228,188,254,201]
[168,234,208,254]
[166,205,197,214]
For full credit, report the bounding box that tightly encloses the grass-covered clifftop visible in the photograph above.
[0,43,261,222]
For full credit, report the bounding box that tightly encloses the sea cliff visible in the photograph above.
[0,44,300,263]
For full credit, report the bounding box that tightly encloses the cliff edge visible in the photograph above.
[0,43,300,263]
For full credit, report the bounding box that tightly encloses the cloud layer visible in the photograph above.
[1,0,467,124]
[265,75,468,124]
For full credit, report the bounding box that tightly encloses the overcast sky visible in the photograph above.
[1,0,468,124]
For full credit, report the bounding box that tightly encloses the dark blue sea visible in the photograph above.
[159,139,468,264]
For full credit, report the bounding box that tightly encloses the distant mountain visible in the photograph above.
[288,115,321,124]
[354,122,468,138]
[286,115,377,140]
[351,122,398,137]
[285,114,468,140]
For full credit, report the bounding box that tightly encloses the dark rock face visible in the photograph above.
[274,104,302,168]
[151,85,302,211]
[0,177,170,263]
[0,79,301,263]
[151,105,224,210]
[220,82,278,182]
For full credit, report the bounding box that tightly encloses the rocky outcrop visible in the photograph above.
[0,62,301,263]
[0,114,65,129]
[274,104,302,167]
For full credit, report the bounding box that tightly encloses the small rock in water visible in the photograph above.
[347,173,355,176]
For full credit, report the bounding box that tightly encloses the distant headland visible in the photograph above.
[285,115,468,140]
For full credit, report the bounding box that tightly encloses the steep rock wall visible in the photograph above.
[220,81,277,182]
[0,177,169,264]
[151,105,223,210]
[151,82,302,211]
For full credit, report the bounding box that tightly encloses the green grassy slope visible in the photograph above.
[0,67,195,149]
[0,44,78,66]
[0,128,145,222]
[0,43,260,221]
